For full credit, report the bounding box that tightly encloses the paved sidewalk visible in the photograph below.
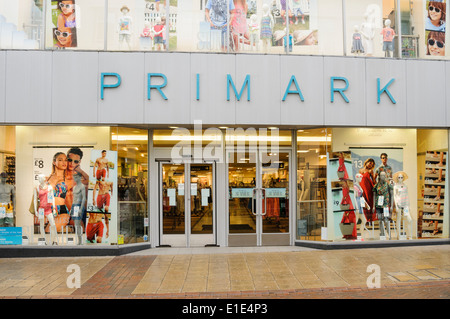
[0,245,449,299]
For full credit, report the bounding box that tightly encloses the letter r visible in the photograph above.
[330,77,349,103]
[148,73,168,100]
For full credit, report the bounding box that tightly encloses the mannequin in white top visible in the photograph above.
[393,171,413,240]
[118,6,133,50]
[34,174,58,245]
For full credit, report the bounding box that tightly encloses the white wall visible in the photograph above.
[0,50,449,128]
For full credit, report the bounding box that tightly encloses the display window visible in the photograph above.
[111,127,149,244]
[296,128,330,241]
[345,0,397,58]
[0,0,44,49]
[0,125,149,247]
[45,0,105,50]
[3,0,449,60]
[322,128,449,242]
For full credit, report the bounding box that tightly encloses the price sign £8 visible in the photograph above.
[35,159,44,169]
[34,157,46,181]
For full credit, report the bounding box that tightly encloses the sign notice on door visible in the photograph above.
[265,188,286,198]
[231,188,253,198]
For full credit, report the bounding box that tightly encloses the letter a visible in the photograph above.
[282,76,304,101]
[66,264,81,289]
[366,264,381,289]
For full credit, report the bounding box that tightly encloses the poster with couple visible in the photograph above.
[32,147,117,245]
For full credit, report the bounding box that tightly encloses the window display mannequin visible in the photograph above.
[34,174,58,245]
[351,25,364,55]
[0,172,15,227]
[393,171,413,240]
[381,19,395,58]
[340,180,357,240]
[337,152,349,180]
[118,5,133,50]
[248,14,259,51]
[70,173,86,245]
[153,16,165,51]
[354,173,369,236]
[372,171,394,239]
[360,12,375,56]
[140,20,153,50]
[260,4,274,53]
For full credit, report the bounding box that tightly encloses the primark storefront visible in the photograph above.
[0,0,449,253]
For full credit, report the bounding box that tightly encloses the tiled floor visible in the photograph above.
[0,245,449,298]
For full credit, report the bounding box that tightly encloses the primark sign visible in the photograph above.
[100,72,397,105]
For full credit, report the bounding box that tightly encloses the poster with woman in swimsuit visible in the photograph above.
[32,146,92,235]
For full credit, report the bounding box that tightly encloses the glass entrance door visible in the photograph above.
[228,151,290,246]
[160,162,215,247]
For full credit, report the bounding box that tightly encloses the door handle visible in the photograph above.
[261,188,267,216]
[251,188,257,216]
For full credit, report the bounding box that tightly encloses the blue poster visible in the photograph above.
[0,227,22,245]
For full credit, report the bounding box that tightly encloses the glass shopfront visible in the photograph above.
[0,125,448,247]
[1,0,448,59]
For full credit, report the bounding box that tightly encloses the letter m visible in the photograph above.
[227,74,251,101]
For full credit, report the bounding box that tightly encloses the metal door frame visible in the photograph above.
[158,160,217,247]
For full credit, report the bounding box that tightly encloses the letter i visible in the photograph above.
[196,73,200,101]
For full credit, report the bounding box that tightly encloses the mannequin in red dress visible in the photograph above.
[337,152,349,180]
[340,180,357,239]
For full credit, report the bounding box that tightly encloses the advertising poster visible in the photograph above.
[350,148,403,183]
[425,1,446,57]
[422,151,446,237]
[266,0,317,48]
[51,0,78,48]
[328,151,358,240]
[32,146,92,238]
[86,149,118,244]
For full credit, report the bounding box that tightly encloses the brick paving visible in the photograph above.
[72,256,156,297]
[0,245,449,300]
[69,280,450,299]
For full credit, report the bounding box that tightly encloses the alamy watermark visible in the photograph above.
[66,264,81,289]
[170,120,280,164]
[366,264,381,289]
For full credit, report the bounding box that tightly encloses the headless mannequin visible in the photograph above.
[372,171,394,239]
[249,14,259,51]
[354,174,369,236]
[34,174,57,245]
[118,7,132,50]
[393,172,413,240]
[360,13,374,56]
[70,173,86,245]
[260,4,274,53]
[0,173,15,227]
